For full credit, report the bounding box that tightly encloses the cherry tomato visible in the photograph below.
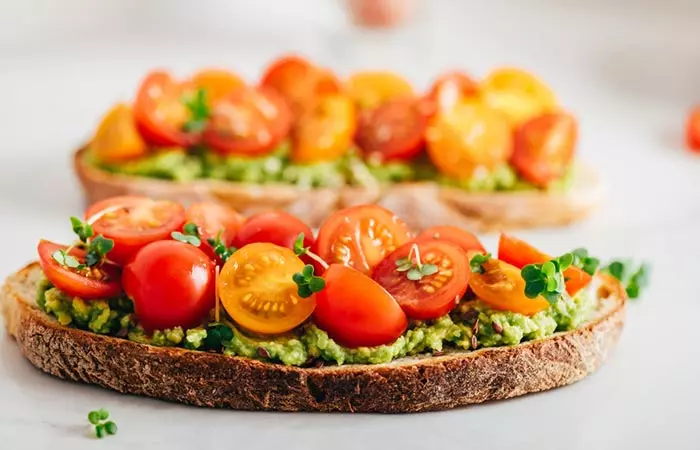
[355,99,428,161]
[314,264,407,347]
[234,210,314,252]
[291,94,356,163]
[133,71,197,147]
[415,225,485,253]
[314,205,412,274]
[372,240,469,320]
[260,55,341,116]
[426,71,479,112]
[91,103,147,164]
[497,233,592,296]
[123,240,215,330]
[481,67,557,125]
[37,240,122,299]
[685,106,700,152]
[468,252,549,315]
[185,202,244,260]
[218,243,315,334]
[426,101,512,178]
[346,71,415,110]
[190,68,246,105]
[85,196,186,265]
[203,86,291,156]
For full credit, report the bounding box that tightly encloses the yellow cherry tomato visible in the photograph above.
[292,94,356,163]
[190,68,246,105]
[91,103,147,164]
[346,71,415,109]
[218,243,316,334]
[481,68,557,125]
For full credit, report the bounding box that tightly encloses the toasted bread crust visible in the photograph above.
[74,148,603,231]
[1,263,625,413]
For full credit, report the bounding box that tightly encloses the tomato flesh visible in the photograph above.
[91,103,147,164]
[314,264,407,347]
[372,240,469,320]
[185,202,244,261]
[292,94,356,163]
[190,68,246,105]
[346,71,415,110]
[355,99,427,161]
[426,71,479,112]
[686,107,700,152]
[415,225,485,253]
[481,67,557,125]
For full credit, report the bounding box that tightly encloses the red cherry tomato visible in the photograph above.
[426,71,479,112]
[203,86,292,156]
[314,264,407,347]
[184,202,244,261]
[233,210,314,252]
[123,240,216,331]
[37,240,122,299]
[85,196,186,265]
[372,240,469,320]
[355,99,428,161]
[686,106,700,152]
[414,225,485,253]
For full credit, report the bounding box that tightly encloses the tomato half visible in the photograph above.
[37,240,122,299]
[426,71,479,112]
[686,106,700,152]
[291,94,356,163]
[218,243,315,334]
[190,68,246,105]
[355,99,428,161]
[468,253,549,315]
[91,103,147,164]
[314,264,407,347]
[85,196,186,265]
[123,240,215,330]
[415,225,485,253]
[314,205,413,274]
[185,202,244,261]
[497,233,592,296]
[133,71,197,147]
[203,86,291,156]
[481,67,557,125]
[372,240,469,320]
[511,112,577,187]
[234,210,314,252]
[346,71,415,110]
[426,101,512,178]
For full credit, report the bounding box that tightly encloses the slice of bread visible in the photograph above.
[1,263,625,413]
[74,147,603,232]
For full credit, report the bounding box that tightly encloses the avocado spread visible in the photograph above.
[37,277,596,367]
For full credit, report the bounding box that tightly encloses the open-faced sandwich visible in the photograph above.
[75,55,602,231]
[0,196,647,412]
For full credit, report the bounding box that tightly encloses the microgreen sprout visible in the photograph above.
[171,222,202,247]
[206,229,237,263]
[182,88,210,133]
[469,253,491,274]
[521,253,574,305]
[394,244,438,281]
[601,260,650,299]
[87,408,117,439]
[292,264,326,298]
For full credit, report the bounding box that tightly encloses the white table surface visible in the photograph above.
[0,1,699,449]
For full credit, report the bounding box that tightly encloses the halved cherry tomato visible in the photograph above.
[481,67,557,125]
[37,240,122,299]
[355,99,427,161]
[426,71,479,112]
[123,240,215,330]
[415,225,485,253]
[234,210,314,252]
[346,71,415,110]
[314,264,407,347]
[190,68,246,105]
[260,55,341,116]
[85,196,186,265]
[497,233,592,296]
[133,71,197,147]
[426,101,512,178]
[511,112,577,187]
[372,240,469,320]
[91,103,147,164]
[184,202,244,261]
[685,106,700,152]
[218,243,315,334]
[467,253,549,315]
[203,86,291,156]
[314,205,412,274]
[291,94,356,163]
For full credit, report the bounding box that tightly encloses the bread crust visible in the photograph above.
[1,263,625,413]
[73,148,603,231]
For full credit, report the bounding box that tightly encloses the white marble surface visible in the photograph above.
[0,1,699,448]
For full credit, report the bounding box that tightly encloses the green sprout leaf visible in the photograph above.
[182,88,210,133]
[204,323,234,350]
[292,264,325,298]
[85,235,115,267]
[206,230,236,263]
[420,264,438,276]
[171,231,202,247]
[293,233,310,257]
[601,260,650,299]
[52,249,85,270]
[88,408,115,439]
[469,253,491,274]
[183,222,200,236]
[571,247,600,275]
[520,252,574,305]
[70,216,94,243]
[406,268,423,281]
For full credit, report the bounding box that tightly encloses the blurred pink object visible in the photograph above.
[346,0,415,28]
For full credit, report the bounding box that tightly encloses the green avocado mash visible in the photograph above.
[37,277,595,367]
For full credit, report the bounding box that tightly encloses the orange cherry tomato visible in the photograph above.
[355,99,427,161]
[85,196,186,265]
[685,106,700,152]
[426,71,479,112]
[314,205,413,274]
[511,112,577,187]
[415,225,485,253]
[346,71,415,110]
[91,103,147,164]
[468,253,549,315]
[218,243,316,334]
[481,67,557,125]
[497,233,592,296]
[314,264,407,347]
[190,68,246,104]
[184,202,244,261]
[203,86,292,156]
[426,101,513,178]
[372,240,469,320]
[291,94,356,163]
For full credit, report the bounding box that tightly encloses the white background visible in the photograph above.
[0,1,699,449]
